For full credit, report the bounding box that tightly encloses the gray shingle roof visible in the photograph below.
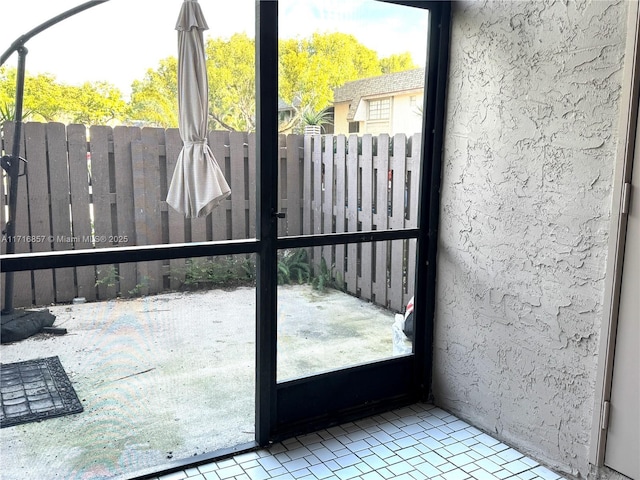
[333,68,425,103]
[333,68,425,121]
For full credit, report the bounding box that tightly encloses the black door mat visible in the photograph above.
[1,356,83,428]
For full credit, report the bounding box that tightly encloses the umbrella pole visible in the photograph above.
[1,46,27,315]
[1,0,110,316]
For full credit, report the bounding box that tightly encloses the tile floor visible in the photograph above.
[153,403,565,480]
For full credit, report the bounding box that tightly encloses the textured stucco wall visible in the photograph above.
[434,0,627,477]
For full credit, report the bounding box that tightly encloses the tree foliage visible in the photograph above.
[279,32,382,113]
[128,57,178,128]
[65,81,129,125]
[0,66,128,124]
[380,52,417,74]
[1,32,418,130]
[206,33,256,131]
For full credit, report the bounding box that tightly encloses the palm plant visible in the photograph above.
[301,106,333,134]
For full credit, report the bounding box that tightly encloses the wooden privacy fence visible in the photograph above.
[1,122,420,312]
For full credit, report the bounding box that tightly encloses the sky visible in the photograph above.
[0,0,429,97]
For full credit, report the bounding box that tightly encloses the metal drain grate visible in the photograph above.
[0,356,83,428]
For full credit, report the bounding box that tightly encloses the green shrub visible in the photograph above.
[277,249,311,285]
[179,256,256,290]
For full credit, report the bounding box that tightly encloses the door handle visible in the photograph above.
[272,211,286,219]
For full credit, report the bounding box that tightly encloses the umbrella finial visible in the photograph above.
[176,0,208,32]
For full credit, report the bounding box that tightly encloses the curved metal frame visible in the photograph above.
[0,0,110,314]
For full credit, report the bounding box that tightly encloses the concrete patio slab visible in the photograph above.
[0,284,400,479]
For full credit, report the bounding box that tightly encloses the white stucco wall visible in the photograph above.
[434,1,627,477]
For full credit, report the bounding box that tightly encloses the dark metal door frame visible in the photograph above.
[255,0,452,443]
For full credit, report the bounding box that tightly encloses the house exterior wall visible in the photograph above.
[434,1,627,478]
[334,102,351,134]
[392,92,423,136]
[333,91,423,135]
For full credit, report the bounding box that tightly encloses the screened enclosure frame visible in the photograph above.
[0,0,451,476]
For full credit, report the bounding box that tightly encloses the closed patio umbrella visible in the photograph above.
[166,0,230,218]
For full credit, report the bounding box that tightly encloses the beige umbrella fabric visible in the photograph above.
[166,0,230,218]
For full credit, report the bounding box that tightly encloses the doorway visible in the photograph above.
[591,3,640,476]
[603,115,639,479]
[255,0,451,442]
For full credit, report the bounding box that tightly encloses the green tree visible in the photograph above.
[1,67,65,121]
[65,81,128,125]
[2,34,418,129]
[1,66,127,124]
[128,57,178,128]
[125,33,417,132]
[205,33,255,131]
[380,52,417,74]
[279,32,382,113]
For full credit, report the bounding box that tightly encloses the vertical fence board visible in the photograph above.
[114,126,138,297]
[1,124,27,307]
[406,133,421,304]
[278,134,287,238]
[322,135,334,278]
[248,132,257,238]
[389,134,407,312]
[13,124,32,306]
[302,135,312,237]
[46,123,75,302]
[141,128,164,294]
[166,128,186,288]
[3,125,420,311]
[189,203,209,243]
[230,131,247,240]
[130,139,149,295]
[67,124,96,301]
[1,125,23,306]
[334,135,347,285]
[285,134,302,236]
[90,125,117,300]
[2,123,32,307]
[359,135,373,300]
[345,135,359,295]
[209,131,229,241]
[312,135,323,274]
[372,134,390,307]
[24,123,55,306]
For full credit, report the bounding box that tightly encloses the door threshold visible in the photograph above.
[127,441,260,480]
